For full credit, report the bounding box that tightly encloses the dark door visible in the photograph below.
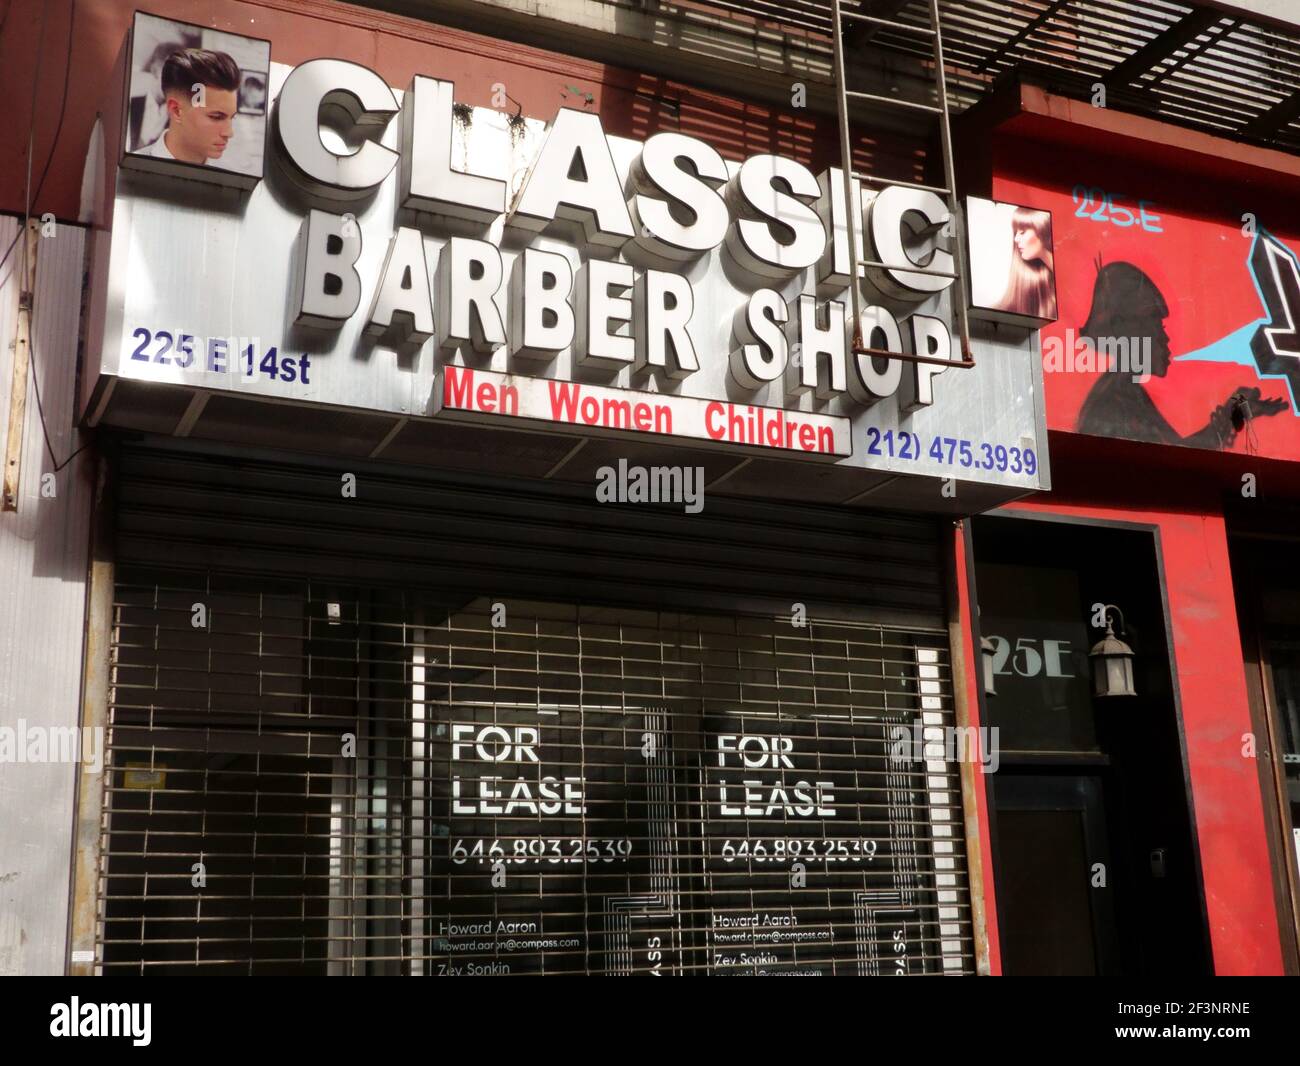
[992,774,1120,975]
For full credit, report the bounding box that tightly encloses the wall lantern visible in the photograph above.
[1089,605,1136,698]
[980,636,997,697]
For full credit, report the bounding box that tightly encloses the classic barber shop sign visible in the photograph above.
[86,12,1050,491]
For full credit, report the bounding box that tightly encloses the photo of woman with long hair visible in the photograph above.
[996,206,1057,320]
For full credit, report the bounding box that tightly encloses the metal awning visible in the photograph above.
[694,0,1300,153]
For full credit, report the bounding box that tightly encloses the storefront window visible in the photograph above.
[974,560,1098,755]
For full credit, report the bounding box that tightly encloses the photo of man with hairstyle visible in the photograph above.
[124,13,271,186]
[146,48,242,166]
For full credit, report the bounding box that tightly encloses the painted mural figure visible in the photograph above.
[1076,262,1286,446]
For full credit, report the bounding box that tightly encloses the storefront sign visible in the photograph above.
[434,703,685,975]
[702,713,938,975]
[84,12,1050,494]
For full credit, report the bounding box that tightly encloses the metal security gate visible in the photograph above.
[96,443,976,975]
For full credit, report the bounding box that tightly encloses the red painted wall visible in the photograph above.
[952,520,1003,975]
[985,108,1293,974]
[1001,486,1284,975]
[993,130,1300,464]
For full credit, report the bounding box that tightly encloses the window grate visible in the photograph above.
[98,567,974,975]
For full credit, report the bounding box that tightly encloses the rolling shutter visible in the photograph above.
[99,440,975,974]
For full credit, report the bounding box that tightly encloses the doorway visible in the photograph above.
[971,514,1212,976]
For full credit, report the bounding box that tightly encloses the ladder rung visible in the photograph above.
[844,90,942,114]
[857,258,960,281]
[841,11,936,37]
[852,172,950,196]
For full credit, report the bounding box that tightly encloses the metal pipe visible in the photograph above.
[852,342,975,369]
[830,0,864,353]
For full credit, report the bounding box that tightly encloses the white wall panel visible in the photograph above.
[0,215,93,975]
